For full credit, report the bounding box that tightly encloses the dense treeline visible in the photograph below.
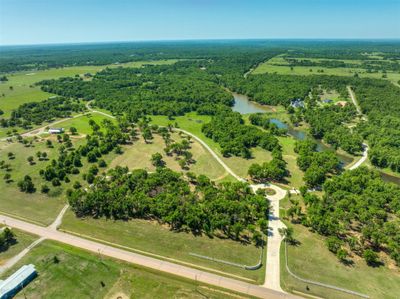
[295,140,340,188]
[301,167,400,266]
[202,109,280,158]
[248,113,287,136]
[0,40,278,72]
[224,73,310,106]
[68,166,269,243]
[2,40,399,72]
[0,97,85,129]
[303,105,363,154]
[354,79,400,172]
[283,58,400,72]
[225,73,362,154]
[39,63,233,119]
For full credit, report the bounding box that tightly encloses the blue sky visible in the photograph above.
[0,0,399,45]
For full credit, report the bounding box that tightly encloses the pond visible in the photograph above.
[232,92,400,185]
[232,92,272,114]
[232,92,353,166]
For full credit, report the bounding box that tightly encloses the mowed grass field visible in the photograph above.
[0,114,118,225]
[150,112,273,179]
[1,240,244,299]
[109,131,228,181]
[61,210,265,283]
[0,228,38,266]
[47,112,117,135]
[253,55,400,86]
[279,196,400,299]
[0,138,68,225]
[242,113,305,188]
[0,59,178,118]
[278,136,304,188]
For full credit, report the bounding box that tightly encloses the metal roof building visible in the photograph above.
[48,128,64,134]
[0,264,37,299]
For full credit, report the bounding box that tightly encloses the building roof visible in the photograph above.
[290,99,305,108]
[0,264,37,297]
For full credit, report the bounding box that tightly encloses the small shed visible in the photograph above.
[48,128,64,134]
[323,99,333,104]
[0,264,37,299]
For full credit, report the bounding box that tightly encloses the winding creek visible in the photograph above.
[232,92,400,185]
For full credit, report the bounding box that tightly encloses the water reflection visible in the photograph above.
[232,92,400,184]
[232,93,353,165]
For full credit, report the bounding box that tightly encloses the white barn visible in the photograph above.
[48,128,64,134]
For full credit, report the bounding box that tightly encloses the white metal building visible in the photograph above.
[0,264,37,299]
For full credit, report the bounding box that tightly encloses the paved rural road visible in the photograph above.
[252,184,287,292]
[49,204,69,230]
[349,143,369,170]
[87,103,291,293]
[347,86,369,169]
[0,214,300,299]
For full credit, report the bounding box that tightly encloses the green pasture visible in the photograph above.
[0,228,38,266]
[0,59,178,118]
[150,112,274,180]
[61,210,265,284]
[253,55,400,86]
[1,240,241,299]
[279,197,400,299]
[109,131,228,181]
[0,119,119,225]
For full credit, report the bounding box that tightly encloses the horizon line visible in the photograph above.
[2,37,400,47]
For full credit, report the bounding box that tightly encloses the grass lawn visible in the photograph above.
[46,112,117,135]
[279,219,400,299]
[0,59,178,118]
[319,88,347,104]
[252,55,400,86]
[0,121,120,225]
[0,228,38,266]
[0,138,68,225]
[278,136,304,189]
[150,112,273,180]
[61,210,265,283]
[109,132,227,181]
[1,240,243,299]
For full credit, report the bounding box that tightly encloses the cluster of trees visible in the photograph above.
[295,140,340,188]
[301,167,400,266]
[202,109,280,158]
[0,227,15,251]
[303,105,363,154]
[0,97,85,129]
[225,73,311,107]
[248,113,287,136]
[282,57,400,73]
[354,79,400,173]
[39,64,233,120]
[17,175,35,193]
[223,73,364,154]
[164,138,193,169]
[38,119,129,190]
[248,148,287,182]
[0,40,279,72]
[68,166,269,243]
